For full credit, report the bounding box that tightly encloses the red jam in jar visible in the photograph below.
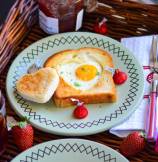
[38,0,84,34]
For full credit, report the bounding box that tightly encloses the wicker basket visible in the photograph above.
[0,0,158,75]
[1,0,158,161]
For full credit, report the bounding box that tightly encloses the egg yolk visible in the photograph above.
[75,65,98,81]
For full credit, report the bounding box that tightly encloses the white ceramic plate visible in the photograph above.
[6,32,144,136]
[11,139,129,162]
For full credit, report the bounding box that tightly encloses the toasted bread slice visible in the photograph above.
[16,67,59,103]
[44,47,117,107]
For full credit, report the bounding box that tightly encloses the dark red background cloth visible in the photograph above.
[0,0,15,25]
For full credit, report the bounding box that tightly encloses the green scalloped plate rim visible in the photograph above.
[11,139,129,162]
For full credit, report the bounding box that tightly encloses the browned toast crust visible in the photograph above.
[54,92,117,107]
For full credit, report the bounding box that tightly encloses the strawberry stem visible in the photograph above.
[99,18,107,27]
[139,131,146,138]
[115,69,120,73]
[18,121,27,128]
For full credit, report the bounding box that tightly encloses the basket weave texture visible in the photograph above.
[0,0,158,162]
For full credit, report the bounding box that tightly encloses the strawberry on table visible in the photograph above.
[120,131,145,157]
[93,18,108,35]
[11,120,34,151]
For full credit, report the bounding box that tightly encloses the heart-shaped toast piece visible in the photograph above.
[16,67,59,103]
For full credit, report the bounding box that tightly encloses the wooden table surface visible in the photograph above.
[1,1,158,162]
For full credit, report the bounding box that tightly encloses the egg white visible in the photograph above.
[57,61,102,90]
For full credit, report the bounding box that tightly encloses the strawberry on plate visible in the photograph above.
[73,104,88,119]
[113,69,127,85]
[12,120,34,151]
[120,131,146,157]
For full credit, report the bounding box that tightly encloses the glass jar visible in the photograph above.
[38,0,84,34]
[84,0,98,12]
[0,91,8,155]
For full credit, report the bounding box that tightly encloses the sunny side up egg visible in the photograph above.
[58,60,102,90]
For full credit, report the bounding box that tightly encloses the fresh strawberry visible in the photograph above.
[120,132,145,157]
[94,18,108,35]
[73,104,88,119]
[113,69,127,85]
[12,120,34,151]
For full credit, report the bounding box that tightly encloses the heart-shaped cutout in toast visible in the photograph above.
[16,67,59,103]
